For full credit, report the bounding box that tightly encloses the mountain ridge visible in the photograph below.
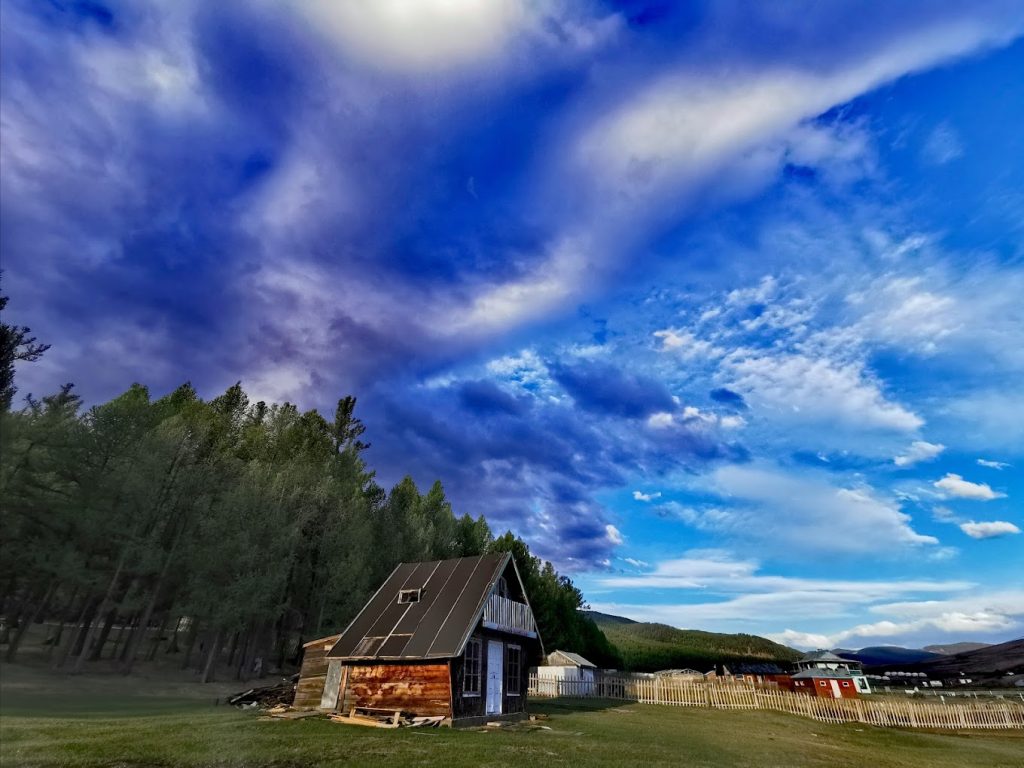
[584,610,800,672]
[923,642,992,655]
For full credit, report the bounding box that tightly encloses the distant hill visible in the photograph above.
[584,611,801,672]
[880,638,1024,681]
[923,642,992,655]
[586,611,638,626]
[835,646,943,667]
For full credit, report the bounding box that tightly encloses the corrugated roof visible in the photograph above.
[328,553,522,661]
[799,650,847,663]
[548,650,596,667]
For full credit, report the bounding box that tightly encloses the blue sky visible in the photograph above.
[3,0,1022,650]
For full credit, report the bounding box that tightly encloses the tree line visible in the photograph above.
[0,294,621,681]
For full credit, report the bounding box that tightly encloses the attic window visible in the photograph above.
[398,588,422,604]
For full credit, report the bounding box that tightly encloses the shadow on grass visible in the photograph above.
[529,696,638,715]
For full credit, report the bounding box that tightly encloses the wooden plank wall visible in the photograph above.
[348,663,452,717]
[527,674,1024,730]
[292,634,341,710]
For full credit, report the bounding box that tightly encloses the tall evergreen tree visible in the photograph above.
[0,286,51,411]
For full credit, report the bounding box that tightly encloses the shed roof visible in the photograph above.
[548,650,596,668]
[328,553,531,661]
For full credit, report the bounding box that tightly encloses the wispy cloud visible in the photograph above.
[977,458,1010,470]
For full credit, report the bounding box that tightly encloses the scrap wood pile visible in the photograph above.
[329,707,448,729]
[227,680,295,709]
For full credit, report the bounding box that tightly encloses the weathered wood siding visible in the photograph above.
[292,634,341,710]
[347,663,452,716]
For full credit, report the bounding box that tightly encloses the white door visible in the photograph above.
[486,640,503,715]
[829,680,842,698]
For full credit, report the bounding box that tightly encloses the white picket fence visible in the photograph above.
[527,674,1024,730]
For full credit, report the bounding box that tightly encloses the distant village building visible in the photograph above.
[727,662,790,686]
[791,668,861,698]
[653,668,704,680]
[293,553,543,726]
[791,650,871,697]
[536,650,597,695]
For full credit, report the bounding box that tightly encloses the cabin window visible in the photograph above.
[842,681,850,687]
[497,577,509,598]
[507,644,521,696]
[398,588,421,604]
[819,681,827,687]
[463,638,482,696]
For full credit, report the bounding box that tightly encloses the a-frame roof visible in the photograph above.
[328,553,535,661]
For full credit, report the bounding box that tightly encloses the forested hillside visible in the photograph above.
[587,612,800,672]
[0,380,619,678]
[0,295,618,679]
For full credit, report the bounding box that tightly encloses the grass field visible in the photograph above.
[2,663,1022,768]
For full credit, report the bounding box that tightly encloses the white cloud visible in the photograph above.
[622,557,649,569]
[894,440,945,467]
[442,238,593,335]
[724,352,923,432]
[605,524,624,546]
[719,414,746,430]
[933,473,1006,501]
[594,551,1019,648]
[653,328,721,359]
[770,629,833,649]
[592,551,990,646]
[773,610,1019,650]
[704,464,937,554]
[681,406,718,425]
[849,277,960,355]
[485,348,553,394]
[577,17,1022,207]
[772,590,1024,649]
[959,520,1021,539]
[632,490,661,502]
[645,411,675,429]
[297,0,528,72]
[977,458,1010,470]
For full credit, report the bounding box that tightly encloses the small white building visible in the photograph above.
[536,650,597,695]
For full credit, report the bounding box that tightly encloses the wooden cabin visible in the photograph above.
[293,553,544,726]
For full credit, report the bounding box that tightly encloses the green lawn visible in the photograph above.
[2,664,1022,767]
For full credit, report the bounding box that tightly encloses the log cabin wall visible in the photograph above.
[347,662,452,716]
[292,634,341,710]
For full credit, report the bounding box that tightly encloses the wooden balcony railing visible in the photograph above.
[482,594,537,637]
